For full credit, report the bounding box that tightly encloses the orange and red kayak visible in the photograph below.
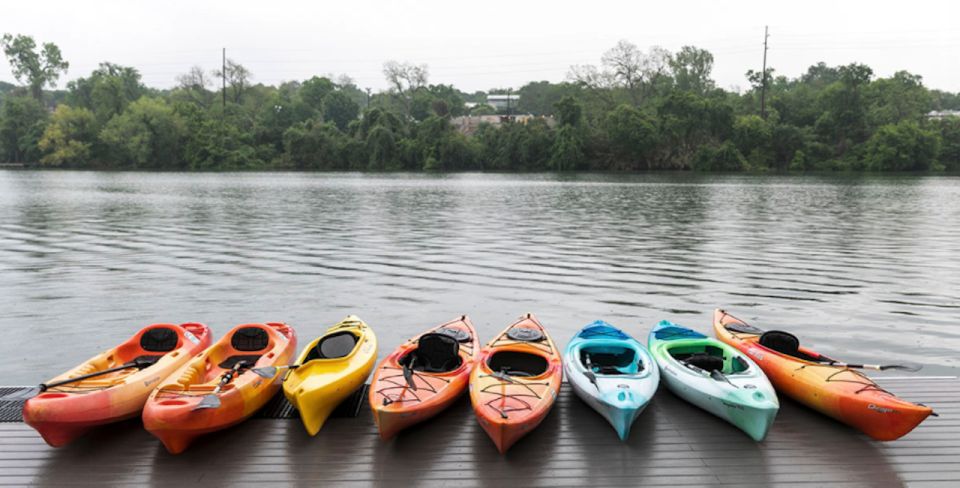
[714,309,933,441]
[142,322,296,454]
[369,316,478,440]
[469,313,562,453]
[22,323,212,447]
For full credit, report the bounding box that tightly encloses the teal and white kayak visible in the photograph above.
[564,321,659,440]
[647,320,779,441]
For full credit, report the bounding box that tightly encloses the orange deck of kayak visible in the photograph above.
[22,323,212,447]
[369,316,479,440]
[713,309,932,441]
[469,313,562,454]
[142,322,296,454]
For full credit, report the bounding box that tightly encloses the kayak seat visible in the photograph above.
[683,353,724,372]
[580,347,640,375]
[140,327,179,352]
[305,332,358,361]
[218,355,262,369]
[759,330,800,357]
[405,333,461,373]
[488,351,548,377]
[232,327,270,351]
[131,355,164,366]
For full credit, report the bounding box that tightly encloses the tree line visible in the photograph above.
[2,33,959,172]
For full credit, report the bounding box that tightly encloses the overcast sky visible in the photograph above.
[3,0,959,93]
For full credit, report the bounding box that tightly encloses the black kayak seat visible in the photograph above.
[304,331,358,361]
[760,330,800,357]
[409,333,461,373]
[232,327,269,351]
[684,353,724,372]
[140,327,179,352]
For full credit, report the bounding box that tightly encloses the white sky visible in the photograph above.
[3,0,959,93]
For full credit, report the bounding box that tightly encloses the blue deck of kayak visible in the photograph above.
[0,376,958,487]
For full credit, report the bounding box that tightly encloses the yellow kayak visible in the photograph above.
[282,315,377,435]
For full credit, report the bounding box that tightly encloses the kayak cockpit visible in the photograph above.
[488,351,548,378]
[399,333,463,373]
[580,345,643,375]
[304,331,359,363]
[668,344,749,375]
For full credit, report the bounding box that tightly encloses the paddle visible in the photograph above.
[815,357,922,372]
[709,369,738,388]
[583,354,599,389]
[250,364,300,379]
[402,356,417,391]
[3,357,157,401]
[194,361,249,410]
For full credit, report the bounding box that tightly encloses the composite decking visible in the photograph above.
[0,377,957,487]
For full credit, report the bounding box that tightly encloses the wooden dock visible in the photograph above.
[0,377,957,487]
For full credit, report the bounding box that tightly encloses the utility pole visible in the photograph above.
[365,87,371,107]
[221,47,227,110]
[506,88,512,117]
[760,26,769,119]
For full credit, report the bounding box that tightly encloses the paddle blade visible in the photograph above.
[879,362,923,373]
[0,386,40,401]
[402,365,416,391]
[193,394,222,410]
[251,366,277,379]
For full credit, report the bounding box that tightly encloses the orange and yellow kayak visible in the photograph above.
[142,322,296,454]
[714,309,933,441]
[369,316,478,440]
[469,313,562,453]
[23,323,212,447]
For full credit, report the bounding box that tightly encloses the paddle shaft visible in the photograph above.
[40,360,145,391]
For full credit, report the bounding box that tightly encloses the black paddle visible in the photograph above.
[3,357,157,401]
[194,361,249,410]
[402,356,417,391]
[583,354,599,389]
[815,357,922,372]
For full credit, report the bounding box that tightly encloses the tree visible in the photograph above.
[551,96,586,170]
[283,120,346,170]
[938,119,960,171]
[1,33,69,102]
[692,141,746,171]
[383,61,428,117]
[38,105,96,166]
[0,96,47,162]
[99,97,186,168]
[604,104,658,169]
[299,76,335,112]
[669,46,715,94]
[864,120,940,171]
[322,90,360,131]
[212,59,251,104]
[865,71,932,128]
[67,63,145,124]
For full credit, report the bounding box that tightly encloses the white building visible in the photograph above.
[486,94,521,112]
[927,110,960,120]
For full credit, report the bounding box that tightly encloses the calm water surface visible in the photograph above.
[1,171,958,383]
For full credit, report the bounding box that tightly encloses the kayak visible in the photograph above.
[713,309,934,441]
[142,322,297,454]
[283,315,377,435]
[469,313,562,453]
[370,316,478,440]
[648,320,779,441]
[563,320,659,441]
[22,322,212,447]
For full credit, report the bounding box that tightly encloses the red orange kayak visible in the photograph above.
[22,322,212,447]
[369,316,478,439]
[469,313,562,453]
[714,309,933,440]
[142,322,296,454]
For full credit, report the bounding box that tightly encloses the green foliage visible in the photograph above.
[323,91,360,131]
[0,96,47,162]
[692,141,747,171]
[38,105,96,166]
[937,119,960,171]
[67,63,145,125]
[99,97,185,169]
[1,33,69,101]
[603,104,658,169]
[864,121,940,171]
[283,120,348,170]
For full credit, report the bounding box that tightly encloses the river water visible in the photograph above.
[0,171,957,383]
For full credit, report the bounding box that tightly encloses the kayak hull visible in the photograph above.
[142,322,296,454]
[22,322,212,447]
[369,316,478,440]
[564,321,659,441]
[469,313,562,453]
[648,320,779,442]
[713,309,933,441]
[284,316,378,436]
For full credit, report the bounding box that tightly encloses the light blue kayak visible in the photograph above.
[563,321,659,440]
